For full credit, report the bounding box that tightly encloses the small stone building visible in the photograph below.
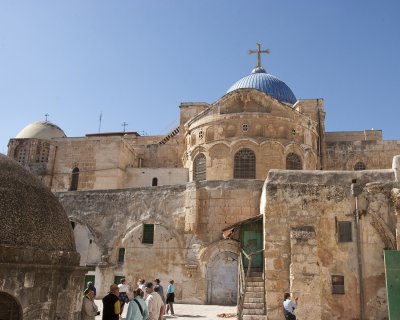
[261,157,400,319]
[0,154,86,319]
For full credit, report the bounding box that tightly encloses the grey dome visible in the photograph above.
[16,120,66,139]
[227,67,297,105]
[0,154,75,251]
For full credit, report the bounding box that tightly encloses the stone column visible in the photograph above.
[393,155,400,182]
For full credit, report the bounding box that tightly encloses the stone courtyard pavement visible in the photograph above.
[94,300,237,320]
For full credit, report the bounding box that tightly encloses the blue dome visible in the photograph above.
[227,67,297,105]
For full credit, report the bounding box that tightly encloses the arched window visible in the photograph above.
[39,143,50,163]
[193,153,206,181]
[234,148,256,179]
[354,162,366,171]
[0,292,22,320]
[14,146,27,165]
[152,177,158,186]
[286,153,302,170]
[70,167,79,191]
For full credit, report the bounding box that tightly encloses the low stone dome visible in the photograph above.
[0,154,75,251]
[16,120,66,139]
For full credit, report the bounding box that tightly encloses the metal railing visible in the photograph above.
[237,248,264,320]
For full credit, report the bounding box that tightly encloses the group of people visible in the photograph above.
[81,278,175,320]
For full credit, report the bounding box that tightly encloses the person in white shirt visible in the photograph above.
[118,278,130,314]
[283,292,298,320]
[145,282,165,320]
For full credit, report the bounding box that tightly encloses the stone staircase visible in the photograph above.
[242,270,266,320]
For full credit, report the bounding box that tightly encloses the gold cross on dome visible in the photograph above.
[248,43,270,68]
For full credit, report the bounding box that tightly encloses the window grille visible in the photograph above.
[242,124,249,132]
[337,221,352,242]
[286,153,302,170]
[194,154,206,181]
[39,144,50,162]
[234,148,256,179]
[15,146,27,165]
[354,162,366,171]
[198,130,204,139]
[142,224,154,244]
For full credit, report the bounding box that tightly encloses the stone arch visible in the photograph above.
[304,149,318,170]
[200,240,240,306]
[209,142,230,160]
[0,292,22,320]
[121,222,185,284]
[206,126,215,142]
[231,139,259,154]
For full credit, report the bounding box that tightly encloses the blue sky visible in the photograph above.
[0,0,399,153]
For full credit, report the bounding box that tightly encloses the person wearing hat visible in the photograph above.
[144,282,165,320]
[102,284,121,320]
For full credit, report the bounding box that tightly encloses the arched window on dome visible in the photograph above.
[0,292,22,320]
[286,153,302,170]
[354,162,366,171]
[234,148,256,179]
[70,167,80,191]
[152,177,158,186]
[14,145,28,165]
[193,153,206,181]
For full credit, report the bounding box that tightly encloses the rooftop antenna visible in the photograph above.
[98,112,102,133]
[45,113,49,122]
[121,122,128,132]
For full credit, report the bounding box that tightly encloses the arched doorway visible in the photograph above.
[0,292,22,320]
[207,251,238,305]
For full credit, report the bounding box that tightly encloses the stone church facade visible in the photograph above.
[7,49,400,319]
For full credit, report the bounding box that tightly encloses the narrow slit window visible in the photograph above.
[118,248,125,263]
[332,275,345,294]
[70,167,79,191]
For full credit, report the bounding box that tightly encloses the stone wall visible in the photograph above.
[0,246,86,320]
[57,179,264,303]
[325,139,400,170]
[262,169,397,320]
